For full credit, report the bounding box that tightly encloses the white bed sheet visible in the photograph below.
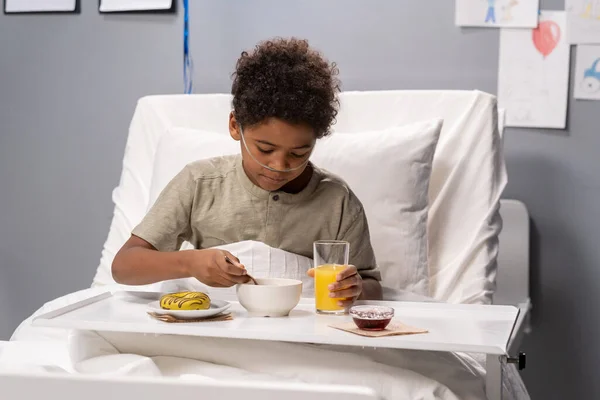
[3,286,528,400]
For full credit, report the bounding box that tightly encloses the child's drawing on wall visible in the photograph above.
[574,45,600,99]
[456,0,538,28]
[566,0,600,43]
[580,0,600,19]
[485,0,497,23]
[502,0,519,22]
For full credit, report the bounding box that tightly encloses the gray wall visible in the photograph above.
[0,0,596,398]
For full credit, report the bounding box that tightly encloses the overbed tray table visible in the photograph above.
[32,290,520,400]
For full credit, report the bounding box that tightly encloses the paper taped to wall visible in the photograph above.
[566,0,600,43]
[498,11,571,129]
[99,0,172,12]
[574,45,600,100]
[455,0,540,28]
[4,0,76,12]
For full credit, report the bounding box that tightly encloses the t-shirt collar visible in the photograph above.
[234,154,320,204]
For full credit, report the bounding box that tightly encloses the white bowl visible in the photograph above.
[236,278,303,317]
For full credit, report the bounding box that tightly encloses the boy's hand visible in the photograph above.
[307,265,363,308]
[184,249,250,287]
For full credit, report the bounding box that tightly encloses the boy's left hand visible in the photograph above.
[307,265,363,308]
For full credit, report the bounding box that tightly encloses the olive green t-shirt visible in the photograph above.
[132,154,380,281]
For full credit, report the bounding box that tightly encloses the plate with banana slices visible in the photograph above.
[147,291,230,319]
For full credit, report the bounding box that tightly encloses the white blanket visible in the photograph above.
[1,285,529,400]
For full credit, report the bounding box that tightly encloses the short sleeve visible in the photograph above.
[131,166,195,252]
[337,201,381,281]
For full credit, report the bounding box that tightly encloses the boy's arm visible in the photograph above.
[359,278,383,301]
[112,165,196,285]
[113,235,248,286]
[339,206,383,301]
[112,235,190,284]
[112,166,248,287]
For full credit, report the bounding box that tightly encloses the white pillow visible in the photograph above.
[149,120,442,295]
[148,131,239,205]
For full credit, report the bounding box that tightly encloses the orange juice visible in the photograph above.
[315,264,347,314]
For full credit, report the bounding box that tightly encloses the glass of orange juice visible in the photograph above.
[313,240,349,315]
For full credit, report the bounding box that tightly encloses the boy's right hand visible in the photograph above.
[183,249,250,287]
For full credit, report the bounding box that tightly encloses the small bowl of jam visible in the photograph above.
[349,305,395,331]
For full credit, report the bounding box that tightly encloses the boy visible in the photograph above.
[112,38,382,305]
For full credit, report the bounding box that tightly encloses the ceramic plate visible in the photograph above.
[147,299,230,319]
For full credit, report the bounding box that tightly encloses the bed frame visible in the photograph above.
[0,371,381,400]
[487,199,531,399]
[497,199,531,351]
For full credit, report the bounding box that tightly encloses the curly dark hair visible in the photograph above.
[231,37,341,138]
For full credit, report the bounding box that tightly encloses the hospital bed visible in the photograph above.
[0,90,531,400]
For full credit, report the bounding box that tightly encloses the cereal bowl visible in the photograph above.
[236,278,302,317]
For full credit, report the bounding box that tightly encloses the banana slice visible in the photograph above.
[160,291,211,310]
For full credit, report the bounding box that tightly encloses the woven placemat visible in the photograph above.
[329,321,428,337]
[147,311,233,323]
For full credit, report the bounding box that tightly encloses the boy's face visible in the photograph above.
[229,113,316,191]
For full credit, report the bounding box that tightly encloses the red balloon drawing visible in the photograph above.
[532,20,561,58]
